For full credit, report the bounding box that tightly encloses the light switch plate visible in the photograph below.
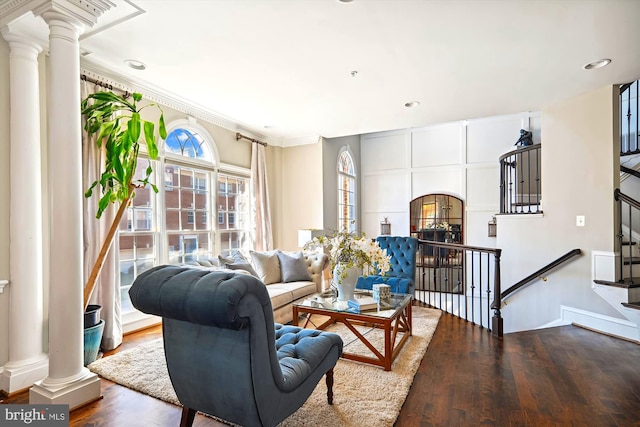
[576,215,585,227]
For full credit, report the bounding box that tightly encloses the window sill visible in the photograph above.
[122,310,161,334]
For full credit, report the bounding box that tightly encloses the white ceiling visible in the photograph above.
[12,0,640,144]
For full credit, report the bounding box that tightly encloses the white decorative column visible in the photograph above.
[0,28,49,395]
[30,0,112,409]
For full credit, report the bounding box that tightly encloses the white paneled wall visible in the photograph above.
[362,172,410,212]
[466,166,500,208]
[412,168,464,199]
[360,112,541,243]
[467,115,524,163]
[411,123,462,167]
[361,130,410,173]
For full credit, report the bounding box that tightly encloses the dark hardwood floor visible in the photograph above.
[397,310,640,427]
[3,308,640,426]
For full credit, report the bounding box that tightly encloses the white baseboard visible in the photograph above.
[537,318,571,329]
[557,305,639,342]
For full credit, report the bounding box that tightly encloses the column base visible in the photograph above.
[0,354,48,395]
[29,368,101,410]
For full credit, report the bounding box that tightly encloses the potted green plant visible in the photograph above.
[81,91,166,363]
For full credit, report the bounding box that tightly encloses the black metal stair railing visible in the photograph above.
[414,239,503,337]
[499,144,542,214]
[499,248,581,301]
[614,189,640,284]
[620,80,639,156]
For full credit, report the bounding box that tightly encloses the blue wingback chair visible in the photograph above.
[129,265,343,427]
[356,236,418,296]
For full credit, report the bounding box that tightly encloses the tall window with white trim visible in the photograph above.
[338,148,356,232]
[118,158,157,314]
[218,172,251,256]
[163,128,214,264]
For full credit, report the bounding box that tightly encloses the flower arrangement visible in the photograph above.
[304,228,392,283]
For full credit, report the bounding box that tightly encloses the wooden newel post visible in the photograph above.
[491,248,503,337]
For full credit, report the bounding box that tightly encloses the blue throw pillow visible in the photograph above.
[277,251,312,283]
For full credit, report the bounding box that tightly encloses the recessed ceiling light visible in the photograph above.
[405,101,420,108]
[124,59,147,71]
[583,58,611,70]
[338,0,355,3]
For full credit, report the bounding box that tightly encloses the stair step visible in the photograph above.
[622,302,640,310]
[623,256,640,265]
[621,149,640,157]
[593,279,640,288]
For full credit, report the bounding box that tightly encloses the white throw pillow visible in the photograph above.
[249,250,281,285]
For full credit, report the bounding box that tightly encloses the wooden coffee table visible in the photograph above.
[292,292,412,371]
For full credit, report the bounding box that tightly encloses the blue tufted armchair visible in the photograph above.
[356,236,418,296]
[129,265,343,427]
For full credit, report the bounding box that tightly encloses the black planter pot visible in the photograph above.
[84,304,102,329]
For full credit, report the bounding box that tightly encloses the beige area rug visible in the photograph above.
[88,307,441,427]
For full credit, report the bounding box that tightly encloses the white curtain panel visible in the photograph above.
[81,81,122,350]
[251,142,273,251]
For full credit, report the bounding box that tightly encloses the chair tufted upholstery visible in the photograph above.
[356,236,418,295]
[129,265,343,427]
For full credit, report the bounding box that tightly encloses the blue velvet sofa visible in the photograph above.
[129,265,343,427]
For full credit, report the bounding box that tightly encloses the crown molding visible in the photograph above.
[0,0,44,27]
[79,59,285,147]
[1,0,114,42]
[80,0,141,40]
[33,0,114,27]
[280,134,321,148]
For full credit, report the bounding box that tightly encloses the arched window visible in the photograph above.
[163,125,215,266]
[164,128,210,159]
[119,120,226,317]
[337,148,356,233]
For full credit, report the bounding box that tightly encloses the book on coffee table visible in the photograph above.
[347,296,378,313]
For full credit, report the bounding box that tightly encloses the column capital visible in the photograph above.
[1,26,44,55]
[0,3,49,49]
[34,0,113,29]
[0,1,113,32]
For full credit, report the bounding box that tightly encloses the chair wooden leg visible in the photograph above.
[180,406,197,427]
[326,368,334,405]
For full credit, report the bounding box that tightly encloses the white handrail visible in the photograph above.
[0,280,8,294]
